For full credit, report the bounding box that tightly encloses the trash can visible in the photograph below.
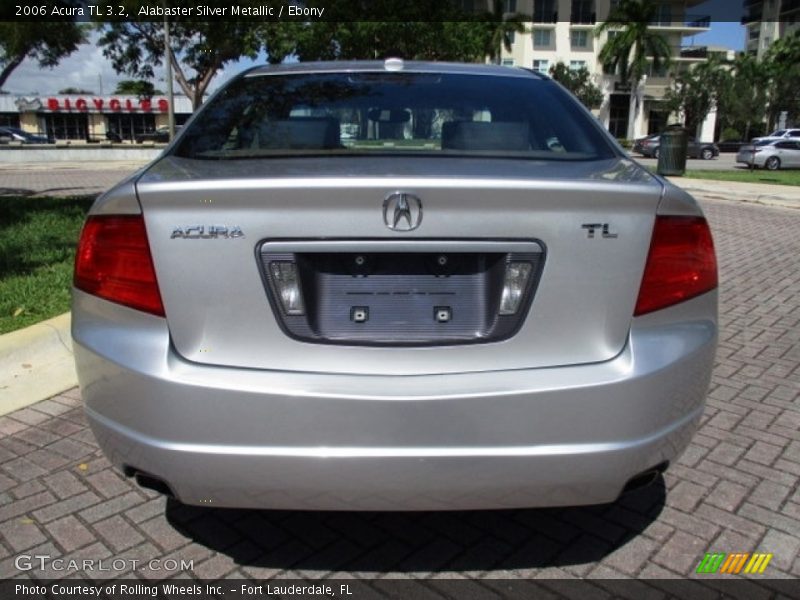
[657,128,689,176]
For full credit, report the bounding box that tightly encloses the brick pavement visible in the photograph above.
[0,197,798,583]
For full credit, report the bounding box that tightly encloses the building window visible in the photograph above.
[571,0,595,23]
[106,113,157,143]
[502,58,516,66]
[570,60,587,71]
[646,63,669,78]
[43,113,88,141]
[532,59,550,74]
[508,31,515,44]
[533,29,552,47]
[504,0,516,12]
[652,3,672,26]
[533,0,556,22]
[0,113,20,128]
[570,30,589,47]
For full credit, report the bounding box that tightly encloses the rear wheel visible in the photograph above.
[765,156,781,171]
[701,148,714,160]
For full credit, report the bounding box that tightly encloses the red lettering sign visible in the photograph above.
[125,99,134,111]
[64,98,71,110]
[140,99,151,112]
[93,98,104,110]
[109,99,121,111]
[158,99,169,112]
[47,98,59,111]
[75,98,87,111]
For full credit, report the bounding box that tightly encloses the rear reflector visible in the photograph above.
[634,216,717,316]
[74,215,165,317]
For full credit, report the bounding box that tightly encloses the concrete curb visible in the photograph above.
[667,177,800,211]
[0,313,77,417]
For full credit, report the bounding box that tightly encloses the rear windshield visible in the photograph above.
[173,72,616,161]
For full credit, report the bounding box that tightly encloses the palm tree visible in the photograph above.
[595,0,672,139]
[483,0,528,65]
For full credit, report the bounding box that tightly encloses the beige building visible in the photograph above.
[743,0,800,58]
[497,0,717,139]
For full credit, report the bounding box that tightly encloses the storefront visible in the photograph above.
[0,94,193,142]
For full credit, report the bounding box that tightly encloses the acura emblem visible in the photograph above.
[383,192,422,231]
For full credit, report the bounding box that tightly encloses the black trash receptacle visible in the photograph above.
[657,129,689,176]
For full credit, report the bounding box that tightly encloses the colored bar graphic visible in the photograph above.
[744,553,773,574]
[720,553,749,574]
[696,553,726,574]
[696,552,773,574]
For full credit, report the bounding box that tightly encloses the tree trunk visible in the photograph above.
[626,81,639,140]
[0,53,25,90]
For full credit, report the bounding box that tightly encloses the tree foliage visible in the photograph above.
[270,1,525,63]
[595,0,672,138]
[0,21,86,90]
[716,53,770,140]
[763,31,800,128]
[58,87,95,95]
[549,62,604,109]
[287,22,503,63]
[95,1,281,108]
[663,56,728,136]
[114,80,164,97]
[595,0,672,82]
[483,0,528,64]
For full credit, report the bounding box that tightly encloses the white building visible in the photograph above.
[743,0,800,58]
[497,0,718,139]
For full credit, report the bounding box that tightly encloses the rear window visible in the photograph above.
[173,72,616,161]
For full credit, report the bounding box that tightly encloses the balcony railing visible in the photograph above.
[649,15,710,28]
[742,10,762,23]
[781,0,800,13]
[571,11,596,24]
[533,11,558,23]
[680,46,708,59]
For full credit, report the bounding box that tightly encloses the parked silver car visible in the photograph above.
[737,139,800,170]
[751,128,800,144]
[73,61,718,511]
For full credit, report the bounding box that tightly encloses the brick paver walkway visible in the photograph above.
[0,196,798,582]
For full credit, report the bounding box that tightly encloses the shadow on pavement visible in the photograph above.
[165,478,666,572]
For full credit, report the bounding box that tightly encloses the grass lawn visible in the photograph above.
[0,196,93,334]
[682,169,800,187]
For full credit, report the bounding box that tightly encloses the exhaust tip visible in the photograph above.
[622,461,668,495]
[124,466,176,499]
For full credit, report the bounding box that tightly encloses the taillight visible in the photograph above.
[634,216,717,316]
[74,215,165,316]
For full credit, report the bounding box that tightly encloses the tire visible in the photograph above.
[765,156,781,171]
[701,148,714,160]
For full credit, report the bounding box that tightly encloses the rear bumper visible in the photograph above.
[74,290,716,510]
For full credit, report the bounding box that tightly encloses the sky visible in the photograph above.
[3,22,746,97]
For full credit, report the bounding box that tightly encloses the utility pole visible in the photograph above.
[164,15,176,141]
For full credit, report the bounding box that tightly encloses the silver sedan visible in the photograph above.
[737,139,800,170]
[72,61,717,511]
